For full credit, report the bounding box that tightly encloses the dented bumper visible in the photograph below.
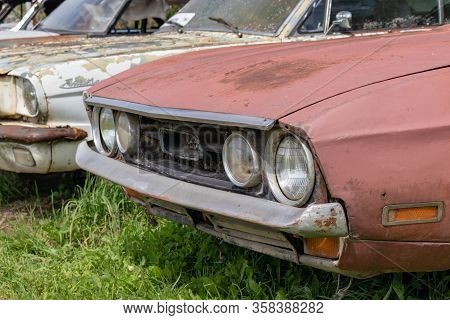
[0,124,87,173]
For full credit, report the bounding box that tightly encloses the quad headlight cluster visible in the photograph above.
[92,107,139,157]
[92,107,315,207]
[223,130,315,207]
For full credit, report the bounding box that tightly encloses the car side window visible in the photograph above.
[331,0,442,31]
[297,0,326,33]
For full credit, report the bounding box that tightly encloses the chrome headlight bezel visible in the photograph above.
[222,132,261,188]
[264,130,315,207]
[92,107,117,157]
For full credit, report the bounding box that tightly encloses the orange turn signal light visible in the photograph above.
[304,237,341,259]
[382,202,443,226]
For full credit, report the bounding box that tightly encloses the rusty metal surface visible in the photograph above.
[0,125,87,143]
[76,141,348,238]
[281,66,450,243]
[338,239,450,275]
[88,25,450,120]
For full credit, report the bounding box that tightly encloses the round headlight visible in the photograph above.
[100,108,116,151]
[116,112,139,155]
[265,131,315,206]
[21,79,38,117]
[14,78,39,117]
[92,107,117,156]
[223,132,261,188]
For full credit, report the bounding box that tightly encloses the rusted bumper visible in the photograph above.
[0,124,87,173]
[0,125,87,143]
[76,141,348,238]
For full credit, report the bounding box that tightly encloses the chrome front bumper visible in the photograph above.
[76,141,349,238]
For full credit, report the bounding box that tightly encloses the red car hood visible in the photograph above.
[90,25,450,120]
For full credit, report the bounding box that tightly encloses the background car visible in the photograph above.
[77,0,450,278]
[0,0,186,173]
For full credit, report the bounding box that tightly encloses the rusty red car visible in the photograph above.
[76,0,450,278]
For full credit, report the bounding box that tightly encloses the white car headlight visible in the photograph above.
[92,107,117,156]
[223,132,261,188]
[116,112,139,156]
[16,78,39,117]
[265,130,315,206]
[0,76,39,117]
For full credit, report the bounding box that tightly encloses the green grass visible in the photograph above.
[0,174,449,299]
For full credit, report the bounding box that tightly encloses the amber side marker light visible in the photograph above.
[382,202,443,226]
[304,237,341,259]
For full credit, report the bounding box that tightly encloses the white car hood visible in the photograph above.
[0,30,59,40]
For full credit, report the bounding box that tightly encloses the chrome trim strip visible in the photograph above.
[264,130,315,207]
[324,0,333,33]
[76,141,348,237]
[438,0,445,24]
[85,96,275,130]
[382,202,444,226]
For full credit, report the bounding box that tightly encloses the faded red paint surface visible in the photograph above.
[0,126,87,143]
[87,23,450,274]
[90,25,450,121]
[339,240,450,274]
[282,67,450,242]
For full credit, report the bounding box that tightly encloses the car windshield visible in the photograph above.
[37,0,125,34]
[160,0,301,35]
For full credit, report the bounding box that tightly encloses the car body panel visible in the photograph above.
[281,66,450,243]
[88,25,450,120]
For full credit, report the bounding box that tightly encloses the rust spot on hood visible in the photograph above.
[221,59,334,91]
